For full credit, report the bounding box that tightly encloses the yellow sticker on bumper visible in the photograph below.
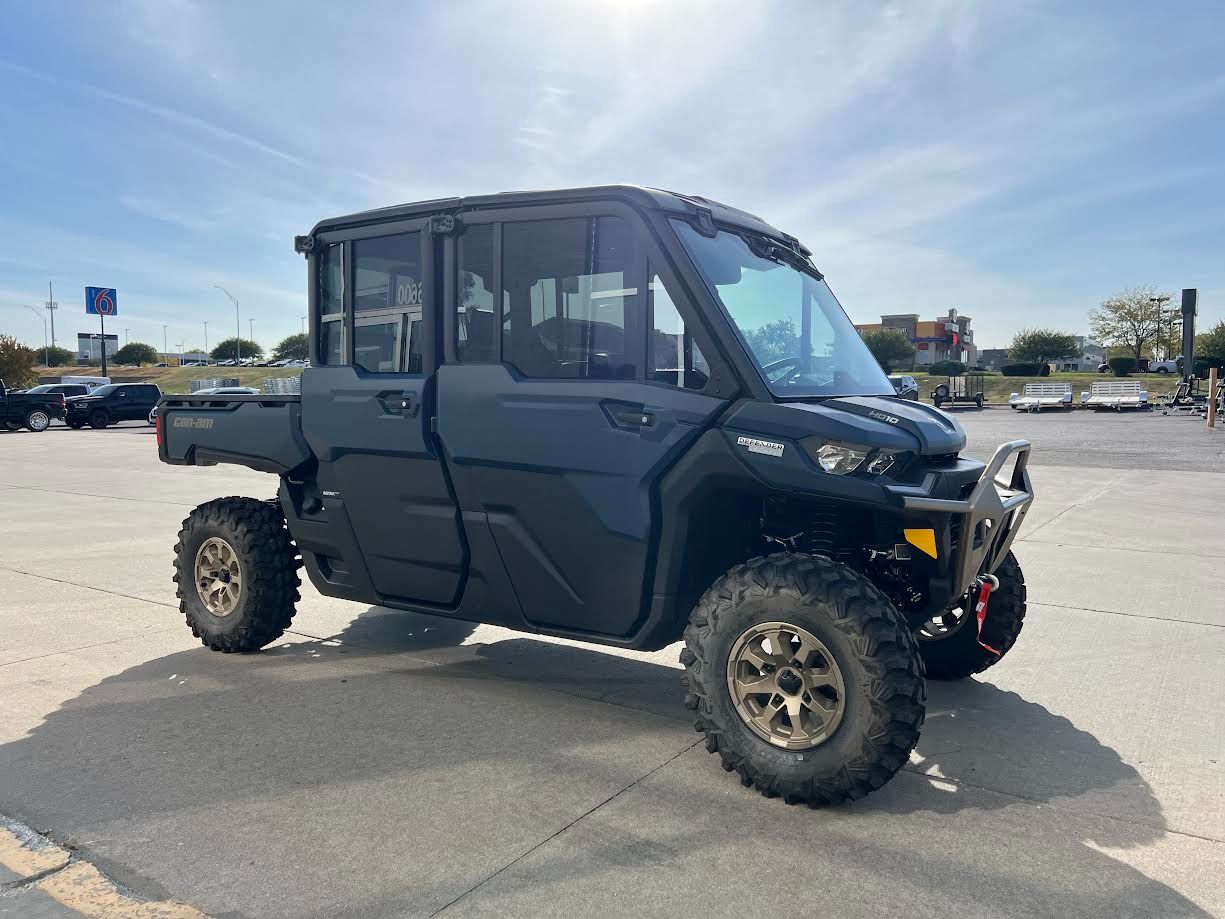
[904,528,938,559]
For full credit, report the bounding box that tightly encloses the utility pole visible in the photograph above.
[46,281,58,348]
[1150,295,1171,359]
[301,316,306,335]
[124,328,131,346]
[214,285,240,362]
[203,320,209,358]
[249,318,254,350]
[24,306,48,365]
[163,324,168,360]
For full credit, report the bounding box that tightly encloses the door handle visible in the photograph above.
[378,392,420,417]
[602,400,656,431]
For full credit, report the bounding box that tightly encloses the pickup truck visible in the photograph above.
[156,184,1035,808]
[0,380,66,432]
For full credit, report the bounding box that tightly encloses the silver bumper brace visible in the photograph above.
[899,440,1034,597]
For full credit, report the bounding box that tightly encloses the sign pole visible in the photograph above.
[100,309,108,377]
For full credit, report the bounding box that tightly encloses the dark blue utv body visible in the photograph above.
[159,185,1031,651]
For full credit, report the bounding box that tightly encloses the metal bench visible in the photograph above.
[1009,382,1073,412]
[1080,380,1148,411]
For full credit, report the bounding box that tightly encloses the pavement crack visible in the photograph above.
[428,739,703,917]
[1031,599,1225,631]
[0,565,178,610]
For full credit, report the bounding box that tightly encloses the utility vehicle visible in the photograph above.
[159,186,1034,806]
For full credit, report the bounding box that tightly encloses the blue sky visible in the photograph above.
[1,0,1222,355]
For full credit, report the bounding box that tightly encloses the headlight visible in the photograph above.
[803,439,905,476]
[812,442,869,475]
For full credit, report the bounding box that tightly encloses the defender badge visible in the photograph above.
[737,436,785,458]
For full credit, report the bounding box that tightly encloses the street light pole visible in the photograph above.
[203,321,209,358]
[24,306,48,365]
[214,285,240,362]
[1150,295,1172,359]
[163,324,168,360]
[301,316,306,335]
[124,328,131,346]
[248,318,254,354]
[46,281,57,348]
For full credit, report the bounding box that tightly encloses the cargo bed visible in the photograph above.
[157,393,312,474]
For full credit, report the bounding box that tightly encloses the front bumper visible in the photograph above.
[887,440,1033,597]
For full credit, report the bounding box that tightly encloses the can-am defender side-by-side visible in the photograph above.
[160,186,1033,806]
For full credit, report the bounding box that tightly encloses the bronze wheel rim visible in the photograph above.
[194,537,243,616]
[726,621,846,750]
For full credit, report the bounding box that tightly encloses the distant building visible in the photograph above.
[1053,337,1105,372]
[77,332,118,364]
[978,348,1011,371]
[856,308,977,367]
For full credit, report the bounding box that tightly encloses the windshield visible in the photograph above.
[673,221,893,398]
[25,384,52,393]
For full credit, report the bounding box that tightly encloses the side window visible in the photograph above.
[318,243,343,366]
[352,233,423,373]
[501,216,638,379]
[457,225,496,361]
[648,272,709,390]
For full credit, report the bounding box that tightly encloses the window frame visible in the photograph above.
[310,216,436,375]
[444,201,729,395]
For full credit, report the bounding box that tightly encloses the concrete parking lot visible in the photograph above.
[1,411,1223,918]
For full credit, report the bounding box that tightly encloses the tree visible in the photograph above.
[1196,320,1225,363]
[859,328,914,372]
[1008,328,1079,365]
[272,333,308,361]
[112,342,159,366]
[1089,285,1168,364]
[210,337,263,361]
[40,346,75,367]
[741,319,799,365]
[0,334,38,388]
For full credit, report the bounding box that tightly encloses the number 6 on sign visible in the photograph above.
[85,287,118,315]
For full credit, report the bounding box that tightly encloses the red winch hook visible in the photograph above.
[974,573,1002,656]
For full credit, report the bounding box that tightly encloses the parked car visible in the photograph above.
[157,184,1036,808]
[887,374,919,400]
[65,383,163,429]
[1149,359,1181,374]
[22,383,91,400]
[0,379,66,432]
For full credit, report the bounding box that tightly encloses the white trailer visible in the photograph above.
[1081,380,1148,410]
[1009,382,1073,412]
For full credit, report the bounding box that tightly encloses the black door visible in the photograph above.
[301,225,466,606]
[437,211,728,637]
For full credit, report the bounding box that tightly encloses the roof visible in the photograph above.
[307,184,798,248]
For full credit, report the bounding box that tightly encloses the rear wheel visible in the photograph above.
[916,551,1026,680]
[66,420,84,429]
[88,409,110,429]
[24,410,50,432]
[173,497,301,652]
[681,553,925,806]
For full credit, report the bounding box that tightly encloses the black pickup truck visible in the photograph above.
[157,185,1035,808]
[0,380,66,432]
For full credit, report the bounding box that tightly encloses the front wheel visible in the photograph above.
[915,551,1027,680]
[66,420,84,429]
[173,497,302,652]
[681,553,925,807]
[88,409,110,429]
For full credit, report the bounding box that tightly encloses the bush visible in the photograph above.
[1000,363,1042,376]
[1193,357,1224,377]
[41,346,75,367]
[926,360,966,377]
[1108,356,1137,377]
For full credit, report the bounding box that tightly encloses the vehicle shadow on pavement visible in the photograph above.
[0,607,1205,918]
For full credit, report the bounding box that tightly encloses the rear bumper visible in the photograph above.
[888,440,1033,597]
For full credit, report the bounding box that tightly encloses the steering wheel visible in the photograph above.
[761,357,804,385]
